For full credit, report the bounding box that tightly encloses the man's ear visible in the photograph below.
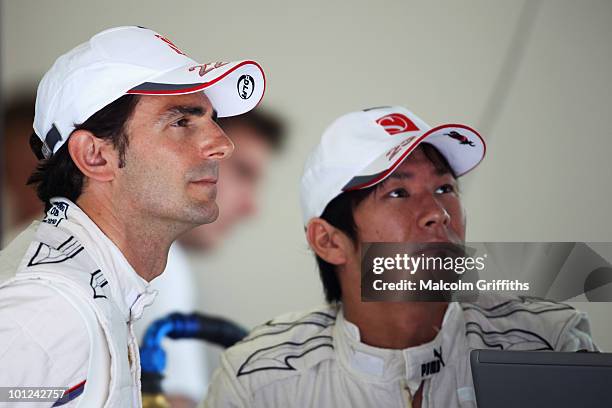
[68,130,118,182]
[306,218,354,266]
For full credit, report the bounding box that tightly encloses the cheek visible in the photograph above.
[447,200,466,238]
[125,151,163,181]
[119,145,185,199]
[356,205,418,242]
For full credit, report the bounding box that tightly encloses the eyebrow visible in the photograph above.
[388,171,413,180]
[157,105,218,124]
[167,105,205,116]
[374,171,412,192]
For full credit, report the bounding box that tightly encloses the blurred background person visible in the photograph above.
[134,107,286,408]
[2,93,42,245]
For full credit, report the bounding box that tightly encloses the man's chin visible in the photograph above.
[188,182,217,200]
[178,200,219,227]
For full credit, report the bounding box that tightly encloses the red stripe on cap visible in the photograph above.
[344,124,486,191]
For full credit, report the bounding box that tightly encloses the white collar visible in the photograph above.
[45,197,157,322]
[334,302,466,395]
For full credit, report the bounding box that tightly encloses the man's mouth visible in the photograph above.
[411,239,466,258]
[191,177,218,185]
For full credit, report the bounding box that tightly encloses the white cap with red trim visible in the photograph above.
[34,26,265,158]
[300,106,486,224]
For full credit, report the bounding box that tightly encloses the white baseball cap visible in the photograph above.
[34,26,266,158]
[300,106,486,224]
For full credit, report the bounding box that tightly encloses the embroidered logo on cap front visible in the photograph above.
[376,113,419,135]
[445,131,475,147]
[189,61,229,77]
[385,136,416,162]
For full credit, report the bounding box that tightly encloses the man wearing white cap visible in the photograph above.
[204,106,596,407]
[0,26,265,407]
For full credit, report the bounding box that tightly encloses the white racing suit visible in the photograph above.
[0,198,157,407]
[204,296,596,407]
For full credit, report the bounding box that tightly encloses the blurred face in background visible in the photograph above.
[179,122,273,250]
[2,98,42,234]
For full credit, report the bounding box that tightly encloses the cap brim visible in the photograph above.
[127,60,265,117]
[342,124,486,191]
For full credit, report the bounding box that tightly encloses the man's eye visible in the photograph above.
[388,188,409,198]
[436,184,455,194]
[172,118,190,127]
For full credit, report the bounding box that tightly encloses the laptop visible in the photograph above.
[471,349,612,407]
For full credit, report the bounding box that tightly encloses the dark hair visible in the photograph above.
[316,143,457,303]
[217,107,286,151]
[27,94,140,211]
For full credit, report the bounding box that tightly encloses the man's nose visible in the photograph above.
[199,125,234,160]
[417,195,451,230]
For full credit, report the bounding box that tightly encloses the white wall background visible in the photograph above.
[3,0,612,349]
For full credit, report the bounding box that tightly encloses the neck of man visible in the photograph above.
[77,192,188,282]
[342,299,449,349]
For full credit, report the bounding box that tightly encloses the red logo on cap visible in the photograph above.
[376,113,419,135]
[155,34,186,55]
[189,62,229,77]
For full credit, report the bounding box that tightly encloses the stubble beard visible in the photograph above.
[117,164,220,231]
